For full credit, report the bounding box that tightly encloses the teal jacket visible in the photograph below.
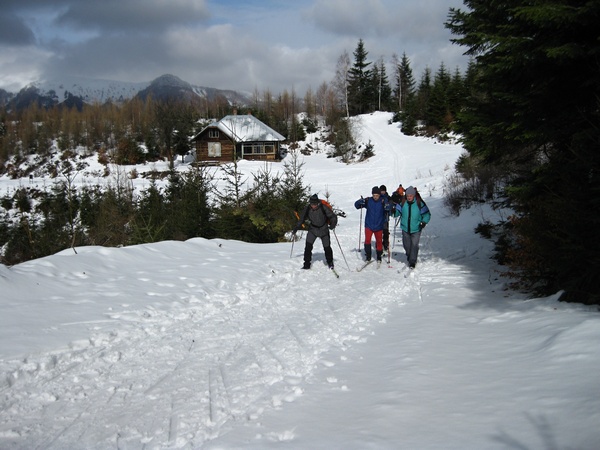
[395,198,431,234]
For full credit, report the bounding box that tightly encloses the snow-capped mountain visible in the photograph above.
[3,74,252,110]
[34,75,149,104]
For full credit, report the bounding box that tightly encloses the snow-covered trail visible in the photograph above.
[0,233,413,448]
[205,222,600,450]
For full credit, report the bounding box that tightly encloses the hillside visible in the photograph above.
[1,112,599,449]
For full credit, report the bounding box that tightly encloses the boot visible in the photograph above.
[376,249,383,262]
[325,246,334,269]
[364,244,372,261]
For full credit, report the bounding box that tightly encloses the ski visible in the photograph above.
[356,260,374,272]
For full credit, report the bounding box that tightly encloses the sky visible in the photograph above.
[1,112,599,449]
[0,0,470,95]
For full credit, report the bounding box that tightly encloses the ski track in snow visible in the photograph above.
[0,243,433,449]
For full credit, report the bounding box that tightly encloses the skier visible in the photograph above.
[394,185,430,268]
[379,184,392,252]
[355,186,390,264]
[293,194,338,270]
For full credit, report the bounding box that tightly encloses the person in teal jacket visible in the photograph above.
[394,186,431,268]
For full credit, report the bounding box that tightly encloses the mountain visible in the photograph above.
[3,74,252,110]
[0,88,14,107]
[135,74,251,105]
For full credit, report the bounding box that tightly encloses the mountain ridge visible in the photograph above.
[1,74,252,110]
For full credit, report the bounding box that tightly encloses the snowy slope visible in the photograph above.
[1,112,599,449]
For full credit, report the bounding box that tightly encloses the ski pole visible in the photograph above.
[290,232,295,258]
[386,213,391,264]
[358,196,363,254]
[333,229,351,271]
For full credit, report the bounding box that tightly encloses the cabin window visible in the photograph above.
[241,142,276,156]
[208,142,221,157]
[208,129,219,138]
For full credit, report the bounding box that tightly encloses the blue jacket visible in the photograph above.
[355,196,388,232]
[395,198,431,234]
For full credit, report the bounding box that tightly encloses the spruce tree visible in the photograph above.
[348,39,374,115]
[446,0,600,304]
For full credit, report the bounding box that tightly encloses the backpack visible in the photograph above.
[399,192,425,210]
[320,199,334,224]
[296,199,336,227]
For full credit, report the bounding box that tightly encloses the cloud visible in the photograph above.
[0,0,470,95]
[55,0,211,33]
[0,13,36,45]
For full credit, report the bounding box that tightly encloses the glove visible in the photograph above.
[292,227,298,235]
[357,199,365,208]
[384,204,391,212]
[419,222,426,231]
[329,224,335,230]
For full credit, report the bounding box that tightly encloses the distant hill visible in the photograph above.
[2,74,252,111]
[135,74,251,106]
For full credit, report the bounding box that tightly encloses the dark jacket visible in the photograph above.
[295,203,338,238]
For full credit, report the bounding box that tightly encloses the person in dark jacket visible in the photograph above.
[354,186,390,262]
[393,185,431,268]
[293,194,338,270]
[379,185,392,252]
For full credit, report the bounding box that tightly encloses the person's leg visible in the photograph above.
[402,230,411,263]
[382,225,389,251]
[303,232,317,268]
[407,231,422,268]
[364,228,374,260]
[322,234,334,268]
[374,230,384,261]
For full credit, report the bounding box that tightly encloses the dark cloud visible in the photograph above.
[0,13,36,45]
[55,0,210,33]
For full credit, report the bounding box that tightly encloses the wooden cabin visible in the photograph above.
[193,114,286,163]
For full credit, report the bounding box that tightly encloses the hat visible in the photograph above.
[309,194,320,205]
[379,185,387,192]
[371,186,381,195]
[406,186,416,196]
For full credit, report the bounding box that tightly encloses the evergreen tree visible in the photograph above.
[427,62,453,131]
[446,0,600,304]
[392,52,416,112]
[348,39,374,115]
[413,67,432,130]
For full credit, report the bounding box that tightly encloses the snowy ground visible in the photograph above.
[1,112,599,449]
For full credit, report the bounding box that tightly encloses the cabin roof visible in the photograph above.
[201,114,285,142]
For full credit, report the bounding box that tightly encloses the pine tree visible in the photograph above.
[348,39,374,115]
[392,52,416,112]
[446,0,600,304]
[427,62,452,131]
[414,67,432,128]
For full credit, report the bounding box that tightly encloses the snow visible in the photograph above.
[1,112,599,449]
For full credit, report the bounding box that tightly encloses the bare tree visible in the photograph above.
[333,50,351,118]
